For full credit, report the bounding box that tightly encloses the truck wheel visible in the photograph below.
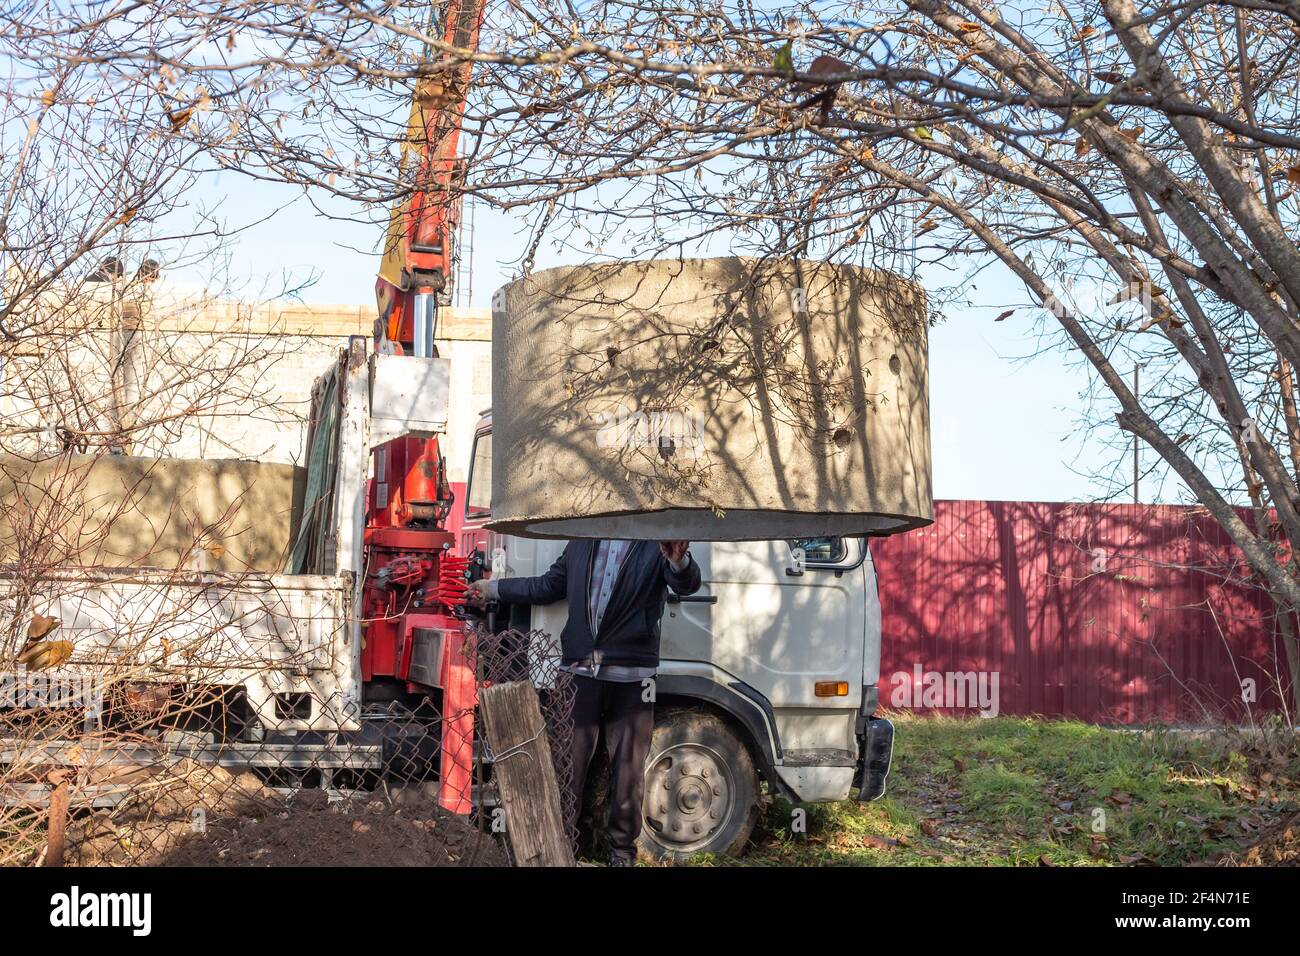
[639,710,759,862]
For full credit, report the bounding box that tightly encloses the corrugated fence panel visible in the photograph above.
[872,500,1289,724]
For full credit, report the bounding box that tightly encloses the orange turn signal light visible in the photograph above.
[815,681,850,698]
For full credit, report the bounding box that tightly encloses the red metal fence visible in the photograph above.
[871,499,1294,724]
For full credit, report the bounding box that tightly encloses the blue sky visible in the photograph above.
[176,172,1169,506]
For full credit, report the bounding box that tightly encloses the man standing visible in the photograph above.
[467,539,701,865]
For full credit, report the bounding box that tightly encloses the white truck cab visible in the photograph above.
[459,414,895,860]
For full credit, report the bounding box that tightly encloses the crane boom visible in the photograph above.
[360,2,489,814]
[375,0,487,354]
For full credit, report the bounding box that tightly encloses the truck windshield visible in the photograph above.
[467,431,492,516]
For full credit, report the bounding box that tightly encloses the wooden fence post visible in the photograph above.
[478,680,574,867]
[43,769,69,867]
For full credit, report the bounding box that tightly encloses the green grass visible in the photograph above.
[702,714,1300,867]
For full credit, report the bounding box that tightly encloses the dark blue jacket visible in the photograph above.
[495,540,702,668]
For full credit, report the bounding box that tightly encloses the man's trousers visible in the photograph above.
[569,675,654,862]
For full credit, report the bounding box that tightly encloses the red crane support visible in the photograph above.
[362,0,487,814]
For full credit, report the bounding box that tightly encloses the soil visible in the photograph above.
[1211,732,1300,867]
[1216,811,1300,867]
[67,763,508,867]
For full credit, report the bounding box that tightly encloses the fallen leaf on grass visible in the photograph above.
[1119,853,1160,866]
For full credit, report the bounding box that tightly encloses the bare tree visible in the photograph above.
[442,0,1300,716]
[0,2,372,863]
[9,2,1300,720]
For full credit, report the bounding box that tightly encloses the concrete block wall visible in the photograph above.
[0,289,492,481]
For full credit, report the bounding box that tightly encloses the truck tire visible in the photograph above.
[639,709,759,862]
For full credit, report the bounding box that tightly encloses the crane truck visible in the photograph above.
[0,0,895,860]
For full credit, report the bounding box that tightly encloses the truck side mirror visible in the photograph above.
[786,546,806,577]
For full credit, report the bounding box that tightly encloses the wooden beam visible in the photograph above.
[43,770,69,867]
[478,681,574,867]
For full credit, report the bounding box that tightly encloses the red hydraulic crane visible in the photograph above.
[360,0,487,813]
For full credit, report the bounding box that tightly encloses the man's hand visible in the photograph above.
[465,579,492,606]
[659,540,690,567]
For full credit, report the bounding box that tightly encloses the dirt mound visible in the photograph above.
[164,788,508,867]
[68,764,507,867]
[1217,811,1300,867]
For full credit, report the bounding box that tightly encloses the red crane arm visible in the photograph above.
[375,0,487,352]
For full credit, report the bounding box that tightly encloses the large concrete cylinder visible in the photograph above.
[488,257,931,540]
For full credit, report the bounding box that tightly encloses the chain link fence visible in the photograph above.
[467,625,579,853]
[0,623,576,866]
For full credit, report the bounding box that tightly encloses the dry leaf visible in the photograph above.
[16,640,74,671]
[994,309,1014,322]
[28,614,60,639]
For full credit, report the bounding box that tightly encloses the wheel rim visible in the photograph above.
[642,742,736,853]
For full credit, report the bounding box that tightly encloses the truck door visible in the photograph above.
[705,537,867,758]
[658,543,713,661]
